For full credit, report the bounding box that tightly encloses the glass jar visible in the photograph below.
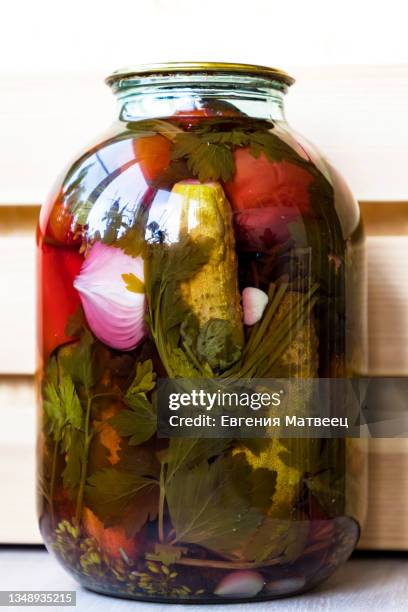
[37,62,367,602]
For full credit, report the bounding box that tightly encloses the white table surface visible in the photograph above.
[0,548,407,612]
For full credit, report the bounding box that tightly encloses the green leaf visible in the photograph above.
[43,360,85,498]
[144,236,214,377]
[228,453,277,513]
[172,133,235,182]
[109,394,156,446]
[153,235,211,285]
[126,360,156,396]
[166,457,261,556]
[196,319,242,372]
[122,272,145,294]
[242,516,309,564]
[59,329,97,389]
[170,121,313,184]
[85,468,158,525]
[179,312,200,349]
[163,438,231,482]
[117,442,160,472]
[247,130,305,165]
[43,383,64,439]
[62,429,84,495]
[43,361,83,443]
[109,360,157,446]
[59,375,83,431]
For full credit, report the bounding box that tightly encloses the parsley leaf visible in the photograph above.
[43,359,83,442]
[195,319,242,371]
[43,358,85,497]
[171,122,312,183]
[166,457,261,556]
[163,438,231,483]
[109,394,156,446]
[144,236,214,378]
[171,133,235,182]
[242,516,309,564]
[59,329,98,390]
[126,359,156,395]
[109,360,157,446]
[59,376,83,433]
[227,452,277,513]
[85,449,160,537]
[85,468,158,525]
[43,385,64,439]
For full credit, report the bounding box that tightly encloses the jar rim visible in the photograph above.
[105,61,295,87]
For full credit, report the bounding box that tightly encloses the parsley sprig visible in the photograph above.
[171,120,310,183]
[43,322,119,527]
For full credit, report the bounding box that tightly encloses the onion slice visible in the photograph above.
[74,242,146,351]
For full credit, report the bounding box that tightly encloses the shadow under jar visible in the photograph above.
[37,62,367,602]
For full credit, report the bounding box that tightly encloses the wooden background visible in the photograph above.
[0,65,408,546]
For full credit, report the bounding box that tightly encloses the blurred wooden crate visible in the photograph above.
[0,375,39,543]
[359,439,408,550]
[357,203,408,550]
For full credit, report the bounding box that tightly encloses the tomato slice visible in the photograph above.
[173,103,242,127]
[224,149,314,249]
[132,134,171,183]
[173,107,218,128]
[45,193,81,246]
[39,243,83,359]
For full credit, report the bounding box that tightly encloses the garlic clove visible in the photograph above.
[74,242,147,351]
[242,287,269,326]
[265,576,306,595]
[214,570,264,598]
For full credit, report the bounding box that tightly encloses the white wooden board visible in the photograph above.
[1,65,408,205]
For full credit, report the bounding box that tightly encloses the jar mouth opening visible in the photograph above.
[105,61,295,88]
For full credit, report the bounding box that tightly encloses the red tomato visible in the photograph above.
[46,194,80,246]
[224,149,314,249]
[83,507,139,560]
[174,107,212,118]
[133,134,171,183]
[39,244,83,359]
[173,107,216,128]
[173,104,241,128]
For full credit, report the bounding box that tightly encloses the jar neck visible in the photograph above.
[110,73,287,123]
